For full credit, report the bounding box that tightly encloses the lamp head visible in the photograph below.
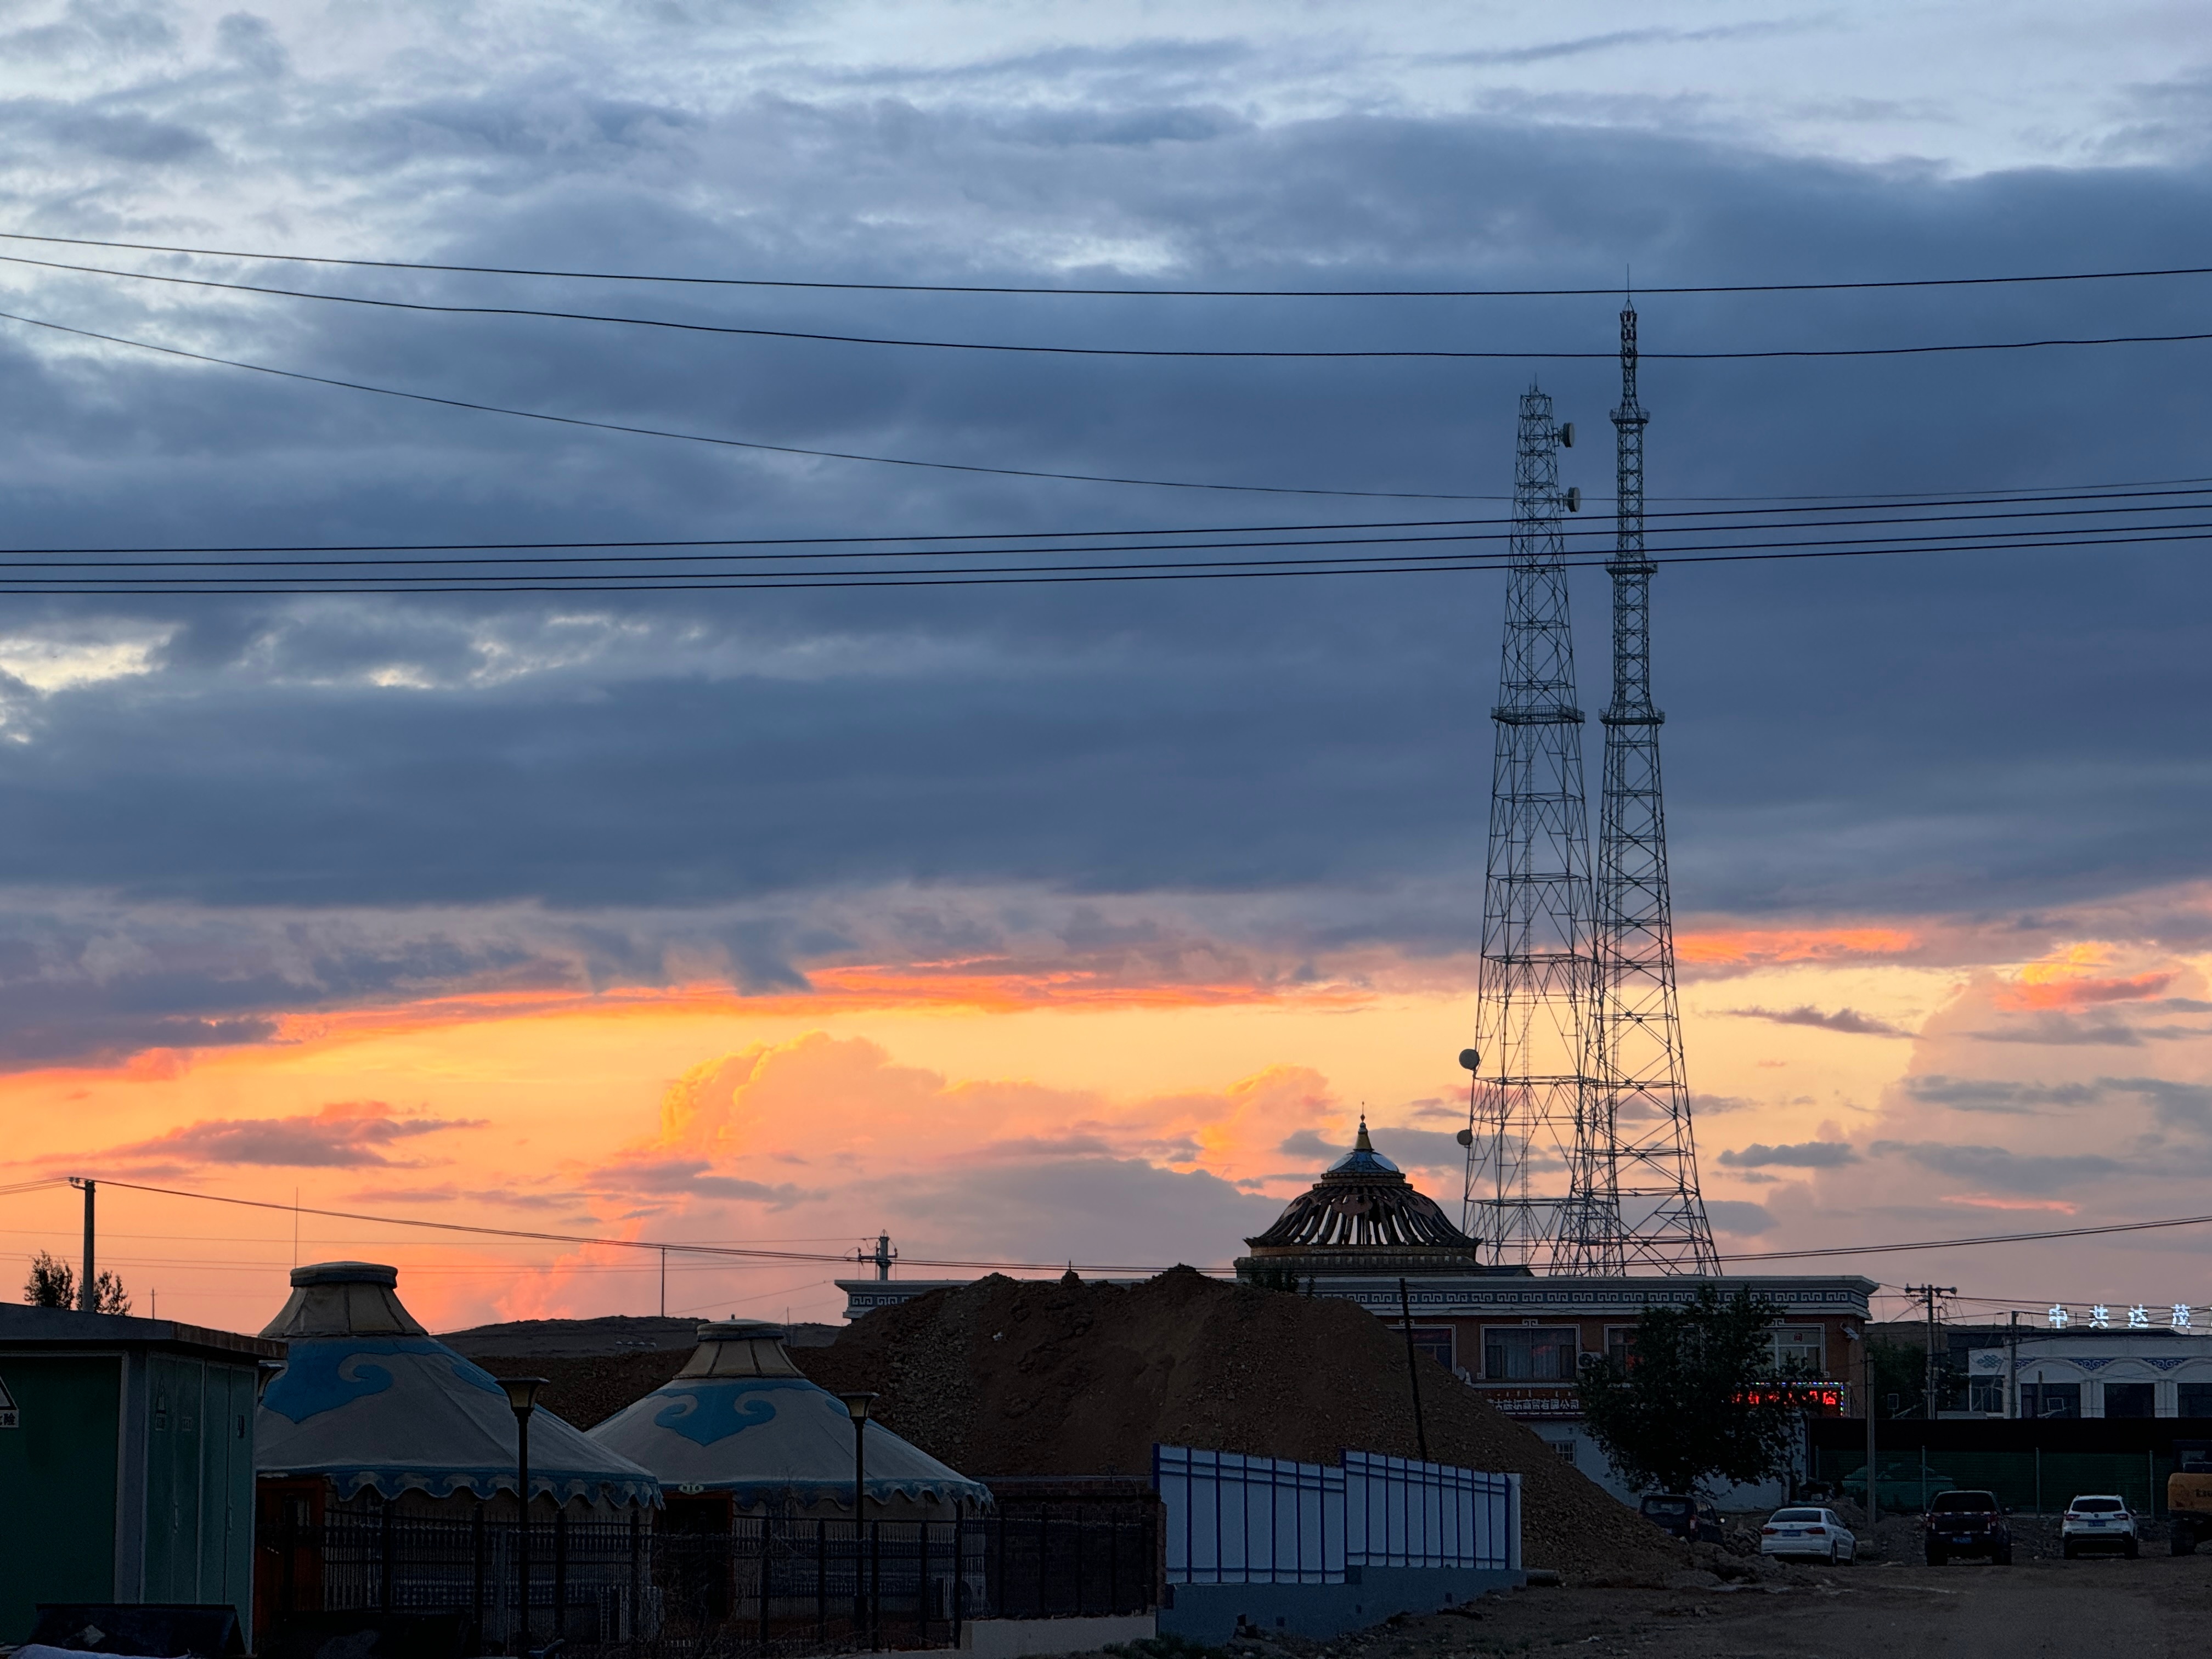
[838,1390,878,1424]
[496,1376,548,1415]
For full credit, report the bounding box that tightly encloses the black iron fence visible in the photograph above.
[258,1510,1157,1655]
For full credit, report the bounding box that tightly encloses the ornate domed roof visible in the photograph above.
[1244,1118,1477,1255]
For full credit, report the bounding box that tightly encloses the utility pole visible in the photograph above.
[852,1233,898,1282]
[1905,1285,1956,1418]
[70,1178,95,1313]
[2006,1311,2021,1419]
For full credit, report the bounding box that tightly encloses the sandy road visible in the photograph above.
[1306,1549,2212,1659]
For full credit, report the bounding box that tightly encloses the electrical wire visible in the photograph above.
[12,230,2212,298]
[5,491,2209,574]
[0,307,1493,501]
[16,252,2212,360]
[8,484,2212,565]
[83,1177,1188,1274]
[1716,1210,2212,1264]
[0,516,2205,594]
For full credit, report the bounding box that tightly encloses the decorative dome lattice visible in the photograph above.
[1244,1118,1477,1254]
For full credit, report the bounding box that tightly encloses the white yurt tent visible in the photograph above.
[257,1261,659,1520]
[590,1320,991,1522]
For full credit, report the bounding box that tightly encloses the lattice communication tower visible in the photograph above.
[1462,388,1606,1269]
[1571,303,1719,1274]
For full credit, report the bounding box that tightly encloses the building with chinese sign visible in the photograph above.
[1227,1124,1872,1498]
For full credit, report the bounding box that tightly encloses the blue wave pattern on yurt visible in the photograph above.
[263,1336,506,1424]
[648,1376,802,1444]
[592,1321,991,1511]
[255,1263,659,1506]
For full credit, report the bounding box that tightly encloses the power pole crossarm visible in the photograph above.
[1905,1284,1957,1417]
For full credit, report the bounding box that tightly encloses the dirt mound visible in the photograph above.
[794,1269,1681,1582]
[467,1349,692,1430]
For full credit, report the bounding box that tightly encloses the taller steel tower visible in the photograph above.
[1463,388,1606,1269]
[1575,303,1720,1274]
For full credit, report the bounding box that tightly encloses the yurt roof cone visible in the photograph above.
[589,1320,991,1513]
[1242,1117,1487,1266]
[256,1262,659,1506]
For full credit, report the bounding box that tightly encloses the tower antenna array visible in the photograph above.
[1463,388,1604,1268]
[1576,300,1720,1274]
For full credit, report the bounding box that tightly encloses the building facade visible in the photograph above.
[1968,1330,2212,1420]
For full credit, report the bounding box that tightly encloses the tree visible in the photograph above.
[21,1251,131,1314]
[1573,1285,1812,1496]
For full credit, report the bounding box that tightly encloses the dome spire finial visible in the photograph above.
[1355,1114,1373,1153]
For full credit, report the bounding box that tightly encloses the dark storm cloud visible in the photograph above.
[5,42,2212,1060]
[1702,1198,1775,1234]
[1728,1005,1910,1036]
[1716,1140,1858,1167]
[71,1102,482,1171]
[857,1153,1283,1270]
[1903,1075,2100,1113]
[1868,1139,2128,1193]
[589,1156,810,1205]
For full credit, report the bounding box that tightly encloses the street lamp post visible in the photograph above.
[837,1393,876,1520]
[838,1393,877,1641]
[498,1377,548,1655]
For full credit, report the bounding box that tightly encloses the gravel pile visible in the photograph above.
[794,1268,1682,1582]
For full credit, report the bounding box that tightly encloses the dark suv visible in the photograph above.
[1640,1493,1723,1543]
[1923,1489,2013,1565]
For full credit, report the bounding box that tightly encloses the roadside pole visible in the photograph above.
[2006,1312,2020,1420]
[1863,1324,1877,1544]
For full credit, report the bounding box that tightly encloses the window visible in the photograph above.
[1770,1325,1824,1373]
[1404,1326,1455,1370]
[1484,1326,1581,1381]
[2022,1382,2080,1419]
[1605,1326,1637,1369]
[1968,1377,2006,1414]
[1551,1440,1577,1465]
[1770,1509,1824,1523]
[2071,1497,2125,1514]
[2103,1382,2155,1419]
[2179,1383,2212,1417]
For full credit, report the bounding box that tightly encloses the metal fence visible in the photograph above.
[1155,1445,1520,1585]
[1815,1447,2185,1516]
[258,1510,1156,1655]
[1342,1451,1520,1571]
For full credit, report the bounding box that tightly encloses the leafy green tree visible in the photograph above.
[1573,1286,1811,1496]
[21,1251,130,1313]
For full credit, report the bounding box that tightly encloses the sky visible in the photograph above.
[4,1,2212,1335]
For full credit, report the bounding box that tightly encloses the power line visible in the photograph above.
[0,516,2204,595]
[0,307,1487,501]
[83,1177,1186,1274]
[5,491,2208,574]
[8,483,2212,564]
[15,252,2212,360]
[1716,1210,2212,1264]
[11,230,2212,298]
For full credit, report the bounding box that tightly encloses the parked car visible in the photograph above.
[1639,1493,1723,1543]
[2061,1494,2140,1559]
[1922,1489,2013,1565]
[1759,1506,1858,1564]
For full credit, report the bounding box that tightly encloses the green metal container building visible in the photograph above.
[0,1305,285,1644]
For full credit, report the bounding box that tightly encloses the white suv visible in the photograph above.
[2061,1494,2139,1559]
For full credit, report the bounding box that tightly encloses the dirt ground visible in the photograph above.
[1142,1547,2212,1659]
